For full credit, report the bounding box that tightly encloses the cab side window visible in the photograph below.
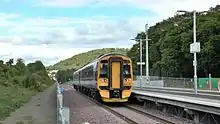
[100,60,108,78]
[123,60,131,78]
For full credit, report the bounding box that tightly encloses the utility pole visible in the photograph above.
[140,39,143,77]
[131,38,145,88]
[176,10,204,94]
[140,39,143,88]
[193,10,198,94]
[145,23,149,81]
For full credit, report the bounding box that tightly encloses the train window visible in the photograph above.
[89,66,93,80]
[85,67,90,80]
[100,62,108,78]
[123,64,131,78]
[95,71,98,80]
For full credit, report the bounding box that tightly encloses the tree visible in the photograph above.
[0,58,53,91]
[127,4,220,78]
[6,59,14,67]
[56,68,76,83]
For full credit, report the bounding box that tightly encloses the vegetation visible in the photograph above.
[54,48,128,83]
[127,5,220,78]
[49,48,128,83]
[47,48,128,70]
[56,68,76,83]
[0,58,53,120]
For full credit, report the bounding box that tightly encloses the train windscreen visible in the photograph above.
[123,60,131,78]
[100,60,108,78]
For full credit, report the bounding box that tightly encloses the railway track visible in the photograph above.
[77,91,138,124]
[124,105,176,124]
[76,89,176,124]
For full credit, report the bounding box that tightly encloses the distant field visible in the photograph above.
[0,85,36,121]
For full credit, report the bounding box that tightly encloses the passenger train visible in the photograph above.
[72,53,134,102]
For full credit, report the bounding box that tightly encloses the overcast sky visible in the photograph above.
[0,0,219,66]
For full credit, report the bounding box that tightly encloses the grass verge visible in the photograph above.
[0,85,36,121]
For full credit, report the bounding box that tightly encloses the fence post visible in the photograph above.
[209,73,212,91]
[218,80,220,91]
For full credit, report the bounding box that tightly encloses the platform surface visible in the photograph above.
[132,89,220,108]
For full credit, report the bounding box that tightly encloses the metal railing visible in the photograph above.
[134,76,194,89]
[57,82,65,124]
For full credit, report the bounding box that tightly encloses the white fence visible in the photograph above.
[57,83,69,124]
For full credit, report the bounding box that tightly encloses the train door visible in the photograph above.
[109,57,123,98]
[111,61,121,89]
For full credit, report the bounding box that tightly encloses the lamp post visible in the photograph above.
[176,10,206,94]
[145,23,150,81]
[140,38,143,78]
[130,38,145,88]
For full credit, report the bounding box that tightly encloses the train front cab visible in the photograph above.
[97,55,133,102]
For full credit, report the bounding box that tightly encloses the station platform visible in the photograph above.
[131,89,220,116]
[136,87,220,95]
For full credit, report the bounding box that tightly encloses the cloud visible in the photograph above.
[36,0,220,21]
[0,42,98,65]
[0,15,149,65]
[36,0,128,7]
[1,0,219,66]
[2,15,149,47]
[0,14,148,65]
[0,12,20,19]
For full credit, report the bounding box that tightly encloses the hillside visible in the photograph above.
[127,4,220,77]
[47,48,129,70]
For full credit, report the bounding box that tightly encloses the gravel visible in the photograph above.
[62,84,128,124]
[110,106,161,124]
[129,104,194,124]
[63,84,191,124]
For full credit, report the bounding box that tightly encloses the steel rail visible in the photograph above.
[77,91,138,124]
[125,105,176,124]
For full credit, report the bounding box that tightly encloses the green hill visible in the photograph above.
[47,48,129,70]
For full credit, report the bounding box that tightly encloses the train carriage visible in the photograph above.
[73,53,133,102]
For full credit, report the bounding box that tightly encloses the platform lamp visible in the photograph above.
[130,38,146,89]
[176,10,207,94]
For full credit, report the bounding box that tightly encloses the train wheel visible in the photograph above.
[87,89,90,96]
[81,86,83,92]
[85,88,89,96]
[82,87,86,94]
[79,86,82,92]
[78,86,80,92]
[95,91,103,103]
[88,89,91,97]
[92,90,96,99]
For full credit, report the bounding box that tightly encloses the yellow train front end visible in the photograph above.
[96,54,133,102]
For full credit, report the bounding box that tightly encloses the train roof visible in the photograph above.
[73,60,97,74]
[73,52,129,74]
[97,52,127,59]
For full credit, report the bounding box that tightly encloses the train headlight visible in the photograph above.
[104,79,107,82]
[100,78,108,84]
[124,78,130,82]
